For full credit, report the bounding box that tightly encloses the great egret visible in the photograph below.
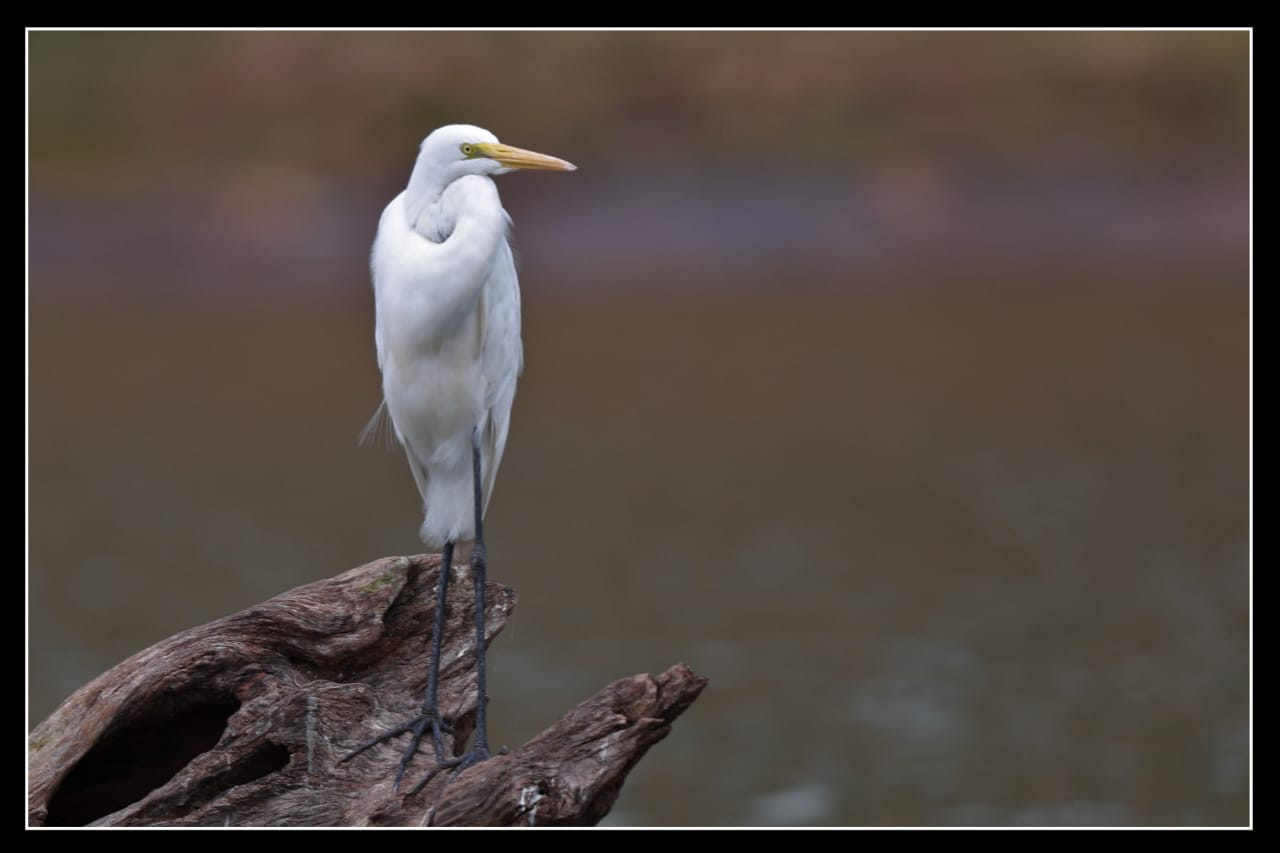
[344,124,576,789]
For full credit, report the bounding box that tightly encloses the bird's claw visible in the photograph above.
[407,746,493,796]
[340,711,456,790]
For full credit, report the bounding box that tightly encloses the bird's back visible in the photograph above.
[476,237,523,513]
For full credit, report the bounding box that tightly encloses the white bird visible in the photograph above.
[345,124,575,789]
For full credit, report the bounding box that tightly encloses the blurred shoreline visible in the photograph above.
[30,174,1247,297]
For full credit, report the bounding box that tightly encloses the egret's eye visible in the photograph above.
[461,143,475,157]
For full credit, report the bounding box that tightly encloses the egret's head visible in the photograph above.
[418,124,577,180]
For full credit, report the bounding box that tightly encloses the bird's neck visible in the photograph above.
[404,159,452,229]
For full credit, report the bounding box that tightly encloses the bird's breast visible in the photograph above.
[383,339,486,453]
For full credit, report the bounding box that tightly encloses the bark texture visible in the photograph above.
[28,555,707,827]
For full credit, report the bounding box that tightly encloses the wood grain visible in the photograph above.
[28,555,707,827]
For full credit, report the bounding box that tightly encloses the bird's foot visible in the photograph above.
[407,744,492,796]
[340,711,455,791]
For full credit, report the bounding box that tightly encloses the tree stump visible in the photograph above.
[27,555,707,827]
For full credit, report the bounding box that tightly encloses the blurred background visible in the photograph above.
[28,31,1249,826]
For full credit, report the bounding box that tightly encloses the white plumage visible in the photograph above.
[367,124,575,548]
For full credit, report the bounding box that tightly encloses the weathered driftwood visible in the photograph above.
[28,555,707,827]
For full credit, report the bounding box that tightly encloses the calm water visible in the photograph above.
[29,195,1248,825]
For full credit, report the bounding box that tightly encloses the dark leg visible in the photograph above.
[468,428,492,758]
[340,543,456,788]
[405,430,493,796]
[423,540,456,760]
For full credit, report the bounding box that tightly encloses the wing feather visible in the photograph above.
[478,234,523,513]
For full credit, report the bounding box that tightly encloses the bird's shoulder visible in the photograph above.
[373,192,417,253]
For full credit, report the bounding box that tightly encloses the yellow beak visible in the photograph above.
[477,142,577,172]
